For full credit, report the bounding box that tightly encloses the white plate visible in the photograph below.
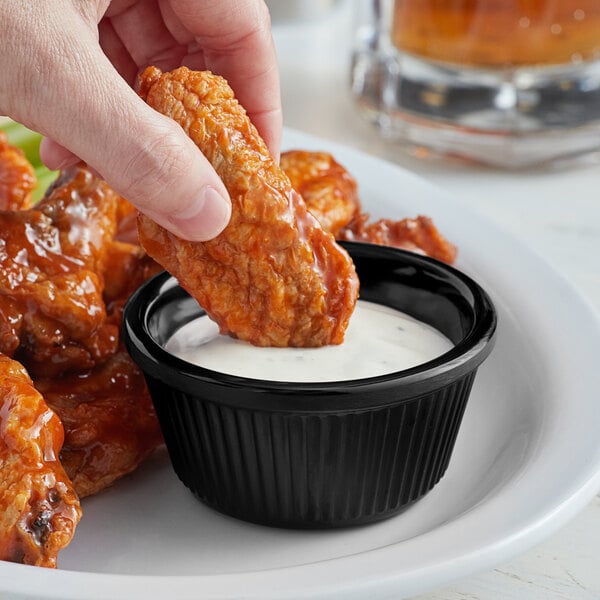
[2,128,600,600]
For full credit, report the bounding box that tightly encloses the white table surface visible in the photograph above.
[272,2,600,599]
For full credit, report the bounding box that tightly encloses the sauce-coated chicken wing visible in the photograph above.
[280,150,360,237]
[115,196,140,245]
[137,67,358,348]
[102,240,163,326]
[0,165,120,377]
[339,214,457,264]
[0,163,163,499]
[0,354,81,567]
[35,351,163,499]
[279,149,457,264]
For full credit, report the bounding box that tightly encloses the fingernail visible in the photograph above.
[168,186,231,241]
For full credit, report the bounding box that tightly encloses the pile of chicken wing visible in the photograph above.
[0,67,456,569]
[0,132,164,566]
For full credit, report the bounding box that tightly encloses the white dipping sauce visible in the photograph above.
[164,301,454,383]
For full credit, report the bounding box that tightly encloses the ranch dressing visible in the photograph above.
[165,301,453,382]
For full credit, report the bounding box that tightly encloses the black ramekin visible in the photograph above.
[123,242,497,528]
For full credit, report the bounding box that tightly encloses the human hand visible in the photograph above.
[0,0,282,241]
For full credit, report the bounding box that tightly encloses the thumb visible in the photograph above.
[47,77,231,242]
[40,109,232,242]
[12,16,231,241]
[88,105,233,242]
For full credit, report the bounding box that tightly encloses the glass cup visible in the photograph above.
[350,0,600,167]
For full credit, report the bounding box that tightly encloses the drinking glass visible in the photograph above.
[351,0,600,167]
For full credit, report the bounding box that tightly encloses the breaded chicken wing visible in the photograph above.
[279,149,457,264]
[35,351,163,499]
[0,131,36,211]
[280,150,360,237]
[0,354,81,567]
[137,67,358,347]
[0,165,120,377]
[339,214,458,264]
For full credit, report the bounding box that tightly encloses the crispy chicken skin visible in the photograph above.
[137,66,358,348]
[35,351,163,499]
[0,131,36,211]
[279,150,360,237]
[0,354,81,567]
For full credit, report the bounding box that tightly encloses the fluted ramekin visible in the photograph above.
[124,242,496,528]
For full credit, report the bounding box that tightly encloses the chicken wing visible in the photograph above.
[278,149,457,264]
[102,240,163,326]
[35,351,163,499]
[0,131,36,211]
[0,160,163,498]
[137,67,358,347]
[115,196,140,245]
[0,354,81,567]
[280,150,360,237]
[339,214,458,264]
[0,164,120,377]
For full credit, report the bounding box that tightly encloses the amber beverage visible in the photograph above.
[392,0,600,67]
[351,0,600,167]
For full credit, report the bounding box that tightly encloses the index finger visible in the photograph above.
[168,0,282,159]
